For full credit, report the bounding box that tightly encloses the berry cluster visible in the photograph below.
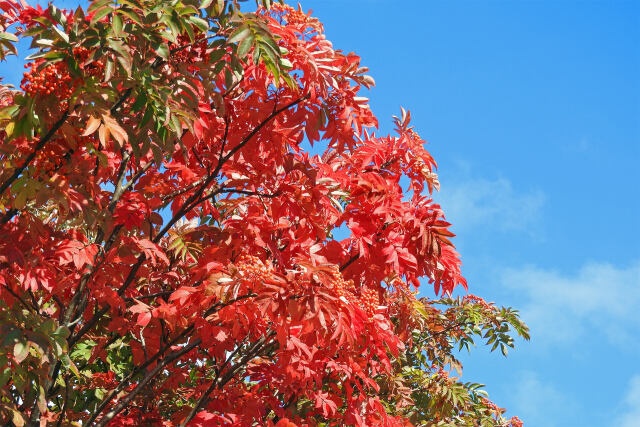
[360,286,378,317]
[464,294,496,311]
[73,46,104,78]
[21,60,72,98]
[20,47,105,101]
[435,367,451,383]
[235,254,274,285]
[271,3,309,25]
[390,277,414,298]
[509,417,524,427]
[480,397,506,416]
[327,267,379,317]
[327,267,357,305]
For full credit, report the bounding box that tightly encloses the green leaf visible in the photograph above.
[183,20,195,42]
[279,57,293,69]
[237,32,254,58]
[154,42,170,60]
[0,32,18,42]
[112,13,123,36]
[140,105,155,129]
[118,8,143,26]
[258,32,279,57]
[228,25,251,44]
[63,355,81,378]
[13,341,29,364]
[170,113,182,134]
[51,25,69,43]
[189,16,209,32]
[40,51,67,61]
[95,388,105,400]
[90,6,112,25]
[500,343,508,356]
[0,104,19,120]
[263,58,280,86]
[209,48,225,63]
[151,143,164,165]
[115,51,133,75]
[224,68,233,89]
[258,40,278,65]
[87,0,111,14]
[104,57,114,81]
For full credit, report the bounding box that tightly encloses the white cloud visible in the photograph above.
[435,175,545,235]
[508,371,577,427]
[500,261,640,346]
[616,374,640,427]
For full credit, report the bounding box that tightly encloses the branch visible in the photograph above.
[3,285,37,313]
[82,292,257,423]
[54,375,70,427]
[180,331,276,426]
[107,149,132,212]
[117,159,154,198]
[92,338,201,427]
[160,176,208,208]
[217,334,276,388]
[206,292,256,315]
[0,208,17,225]
[218,188,281,199]
[68,95,307,369]
[339,253,360,272]
[110,86,133,114]
[214,95,309,177]
[0,109,69,197]
[179,335,250,427]
[1,77,137,203]
[122,290,173,302]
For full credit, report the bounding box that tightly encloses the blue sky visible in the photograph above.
[2,0,639,425]
[297,1,639,425]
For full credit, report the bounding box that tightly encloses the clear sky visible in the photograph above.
[2,0,639,425]
[296,1,639,425]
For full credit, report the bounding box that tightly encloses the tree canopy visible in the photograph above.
[0,0,529,425]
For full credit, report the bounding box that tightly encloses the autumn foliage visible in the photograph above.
[0,0,529,425]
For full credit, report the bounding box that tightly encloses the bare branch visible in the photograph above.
[92,339,201,427]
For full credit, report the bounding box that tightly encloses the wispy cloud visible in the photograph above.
[435,172,545,235]
[500,261,640,346]
[508,371,577,427]
[615,374,640,427]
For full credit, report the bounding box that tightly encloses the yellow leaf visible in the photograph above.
[11,408,25,427]
[5,121,14,137]
[101,113,128,147]
[82,116,102,136]
[98,123,110,146]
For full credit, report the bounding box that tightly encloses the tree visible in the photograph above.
[0,0,529,425]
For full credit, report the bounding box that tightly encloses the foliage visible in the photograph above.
[0,0,529,425]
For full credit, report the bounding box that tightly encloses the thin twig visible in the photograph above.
[0,109,70,197]
[92,339,202,427]
[339,253,360,272]
[3,286,37,313]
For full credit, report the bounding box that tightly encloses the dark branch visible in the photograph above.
[0,109,69,197]
[218,188,281,199]
[92,338,201,427]
[339,253,360,272]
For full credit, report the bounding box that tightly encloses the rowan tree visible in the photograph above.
[0,0,529,425]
